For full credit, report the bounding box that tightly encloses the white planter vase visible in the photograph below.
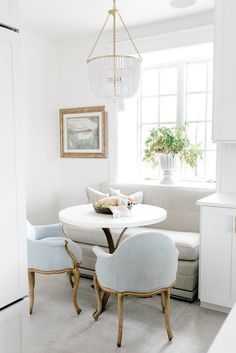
[158,153,177,184]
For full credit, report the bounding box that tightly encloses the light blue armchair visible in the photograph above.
[27,221,82,315]
[92,231,178,347]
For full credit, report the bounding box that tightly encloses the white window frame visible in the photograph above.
[138,57,215,181]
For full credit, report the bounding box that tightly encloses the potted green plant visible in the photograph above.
[143,125,202,184]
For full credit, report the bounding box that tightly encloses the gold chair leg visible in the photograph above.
[101,292,110,312]
[164,288,173,341]
[28,270,35,315]
[93,274,102,321]
[161,291,166,313]
[72,268,81,314]
[117,293,124,348]
[68,272,74,288]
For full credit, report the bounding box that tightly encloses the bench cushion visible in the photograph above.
[63,225,199,261]
[154,229,199,261]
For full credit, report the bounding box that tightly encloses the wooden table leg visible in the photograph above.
[115,227,127,248]
[102,228,115,253]
[101,292,110,312]
[102,227,128,253]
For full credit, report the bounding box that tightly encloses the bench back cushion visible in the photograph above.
[100,183,213,233]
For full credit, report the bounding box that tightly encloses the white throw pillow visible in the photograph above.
[86,186,109,204]
[109,187,144,204]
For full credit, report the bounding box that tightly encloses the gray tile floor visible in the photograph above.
[26,275,226,353]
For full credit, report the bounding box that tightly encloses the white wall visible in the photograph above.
[217,144,236,193]
[57,37,111,210]
[21,33,111,223]
[21,32,61,223]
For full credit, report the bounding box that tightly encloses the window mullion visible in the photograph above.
[157,69,160,127]
[204,62,209,179]
[177,63,185,128]
[138,83,142,179]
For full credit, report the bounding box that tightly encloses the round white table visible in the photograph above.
[59,203,167,254]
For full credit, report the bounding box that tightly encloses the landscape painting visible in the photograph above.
[60,106,107,158]
[66,115,99,150]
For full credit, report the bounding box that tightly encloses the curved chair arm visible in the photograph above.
[93,246,111,259]
[34,223,64,240]
[93,246,114,289]
[65,240,80,268]
[27,238,82,271]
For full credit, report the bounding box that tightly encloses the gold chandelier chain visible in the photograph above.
[118,12,142,61]
[87,0,142,63]
[113,0,116,94]
[113,0,116,57]
[87,13,110,62]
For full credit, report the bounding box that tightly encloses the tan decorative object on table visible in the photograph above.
[60,106,107,158]
[109,206,131,218]
[93,196,134,215]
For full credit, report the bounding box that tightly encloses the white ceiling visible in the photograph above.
[19,0,214,40]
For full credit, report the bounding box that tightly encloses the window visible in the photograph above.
[117,43,215,182]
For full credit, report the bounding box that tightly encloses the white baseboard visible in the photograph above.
[201,301,230,313]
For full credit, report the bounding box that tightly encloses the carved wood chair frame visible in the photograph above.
[28,240,81,315]
[92,273,173,347]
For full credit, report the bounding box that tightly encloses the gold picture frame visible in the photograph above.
[60,106,107,158]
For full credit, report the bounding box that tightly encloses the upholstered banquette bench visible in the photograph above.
[64,183,213,301]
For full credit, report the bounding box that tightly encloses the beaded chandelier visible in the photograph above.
[87,0,142,103]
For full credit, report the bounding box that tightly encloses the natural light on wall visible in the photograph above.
[117,42,215,183]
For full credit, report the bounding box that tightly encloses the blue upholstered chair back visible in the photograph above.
[26,220,64,240]
[94,231,178,293]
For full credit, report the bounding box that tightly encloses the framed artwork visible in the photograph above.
[60,106,107,158]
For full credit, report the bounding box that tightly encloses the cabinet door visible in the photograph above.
[200,206,236,308]
[231,221,236,302]
[0,27,27,308]
[213,0,236,142]
[0,299,28,353]
[0,0,19,28]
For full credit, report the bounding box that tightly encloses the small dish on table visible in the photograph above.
[93,196,134,215]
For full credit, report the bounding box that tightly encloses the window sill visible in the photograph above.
[114,178,216,191]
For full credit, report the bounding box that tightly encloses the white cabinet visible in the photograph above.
[213,0,236,142]
[0,26,27,309]
[198,193,236,311]
[0,0,19,28]
[0,299,28,353]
